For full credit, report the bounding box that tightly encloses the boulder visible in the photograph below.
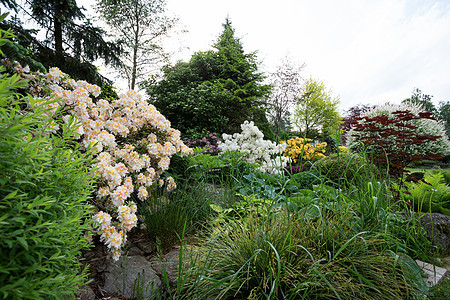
[103,255,161,299]
[419,212,450,252]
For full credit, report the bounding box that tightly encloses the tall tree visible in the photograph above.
[402,88,437,115]
[293,78,341,138]
[96,0,176,90]
[21,0,122,68]
[438,100,450,138]
[212,18,272,135]
[267,56,304,139]
[148,19,272,137]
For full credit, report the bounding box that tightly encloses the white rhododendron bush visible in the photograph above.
[218,121,289,174]
[5,60,192,260]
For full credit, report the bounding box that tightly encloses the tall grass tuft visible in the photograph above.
[186,204,425,299]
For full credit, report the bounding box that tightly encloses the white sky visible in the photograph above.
[80,0,450,112]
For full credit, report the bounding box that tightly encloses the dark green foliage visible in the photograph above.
[0,18,118,88]
[0,18,46,72]
[290,170,321,190]
[443,171,450,185]
[438,100,450,138]
[428,276,450,299]
[137,178,234,254]
[403,88,437,115]
[148,19,272,137]
[321,134,338,155]
[237,172,289,202]
[0,67,97,298]
[167,150,259,188]
[0,0,17,11]
[148,68,233,135]
[26,0,122,66]
[235,170,321,202]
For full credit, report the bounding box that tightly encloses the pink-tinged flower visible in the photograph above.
[110,185,129,207]
[117,205,138,231]
[115,163,128,177]
[158,156,170,171]
[166,177,177,192]
[93,211,112,230]
[138,186,148,201]
[107,230,123,249]
[137,173,146,185]
[97,186,110,198]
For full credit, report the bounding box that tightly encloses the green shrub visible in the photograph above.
[290,170,321,190]
[168,150,259,188]
[0,68,97,298]
[313,153,378,186]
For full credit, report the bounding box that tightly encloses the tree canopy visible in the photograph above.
[293,78,341,138]
[402,88,437,115]
[267,57,304,140]
[147,19,273,138]
[95,0,176,90]
[0,0,122,87]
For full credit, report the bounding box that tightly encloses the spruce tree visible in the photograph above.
[148,18,273,138]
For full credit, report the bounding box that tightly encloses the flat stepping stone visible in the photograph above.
[416,260,448,286]
[103,255,161,298]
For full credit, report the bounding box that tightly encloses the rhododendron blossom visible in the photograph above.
[6,62,193,261]
[218,121,288,174]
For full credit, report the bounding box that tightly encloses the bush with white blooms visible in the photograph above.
[4,60,192,260]
[218,121,289,174]
[346,102,450,157]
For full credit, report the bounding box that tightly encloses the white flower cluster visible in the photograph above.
[9,62,193,261]
[218,121,288,174]
[346,102,450,157]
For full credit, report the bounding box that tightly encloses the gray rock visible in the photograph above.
[75,285,95,300]
[103,255,161,299]
[419,212,450,252]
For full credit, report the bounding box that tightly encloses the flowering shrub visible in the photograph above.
[5,61,192,260]
[346,102,450,157]
[218,121,288,174]
[347,103,448,180]
[280,137,327,163]
[183,133,222,155]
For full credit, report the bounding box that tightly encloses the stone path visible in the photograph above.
[416,259,449,286]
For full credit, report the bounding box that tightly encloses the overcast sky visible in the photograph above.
[83,0,450,112]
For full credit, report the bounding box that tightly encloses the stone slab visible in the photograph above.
[103,255,161,299]
[416,260,448,286]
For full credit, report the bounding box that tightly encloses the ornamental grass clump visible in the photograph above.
[218,120,288,174]
[189,210,424,299]
[0,65,97,298]
[5,61,192,260]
